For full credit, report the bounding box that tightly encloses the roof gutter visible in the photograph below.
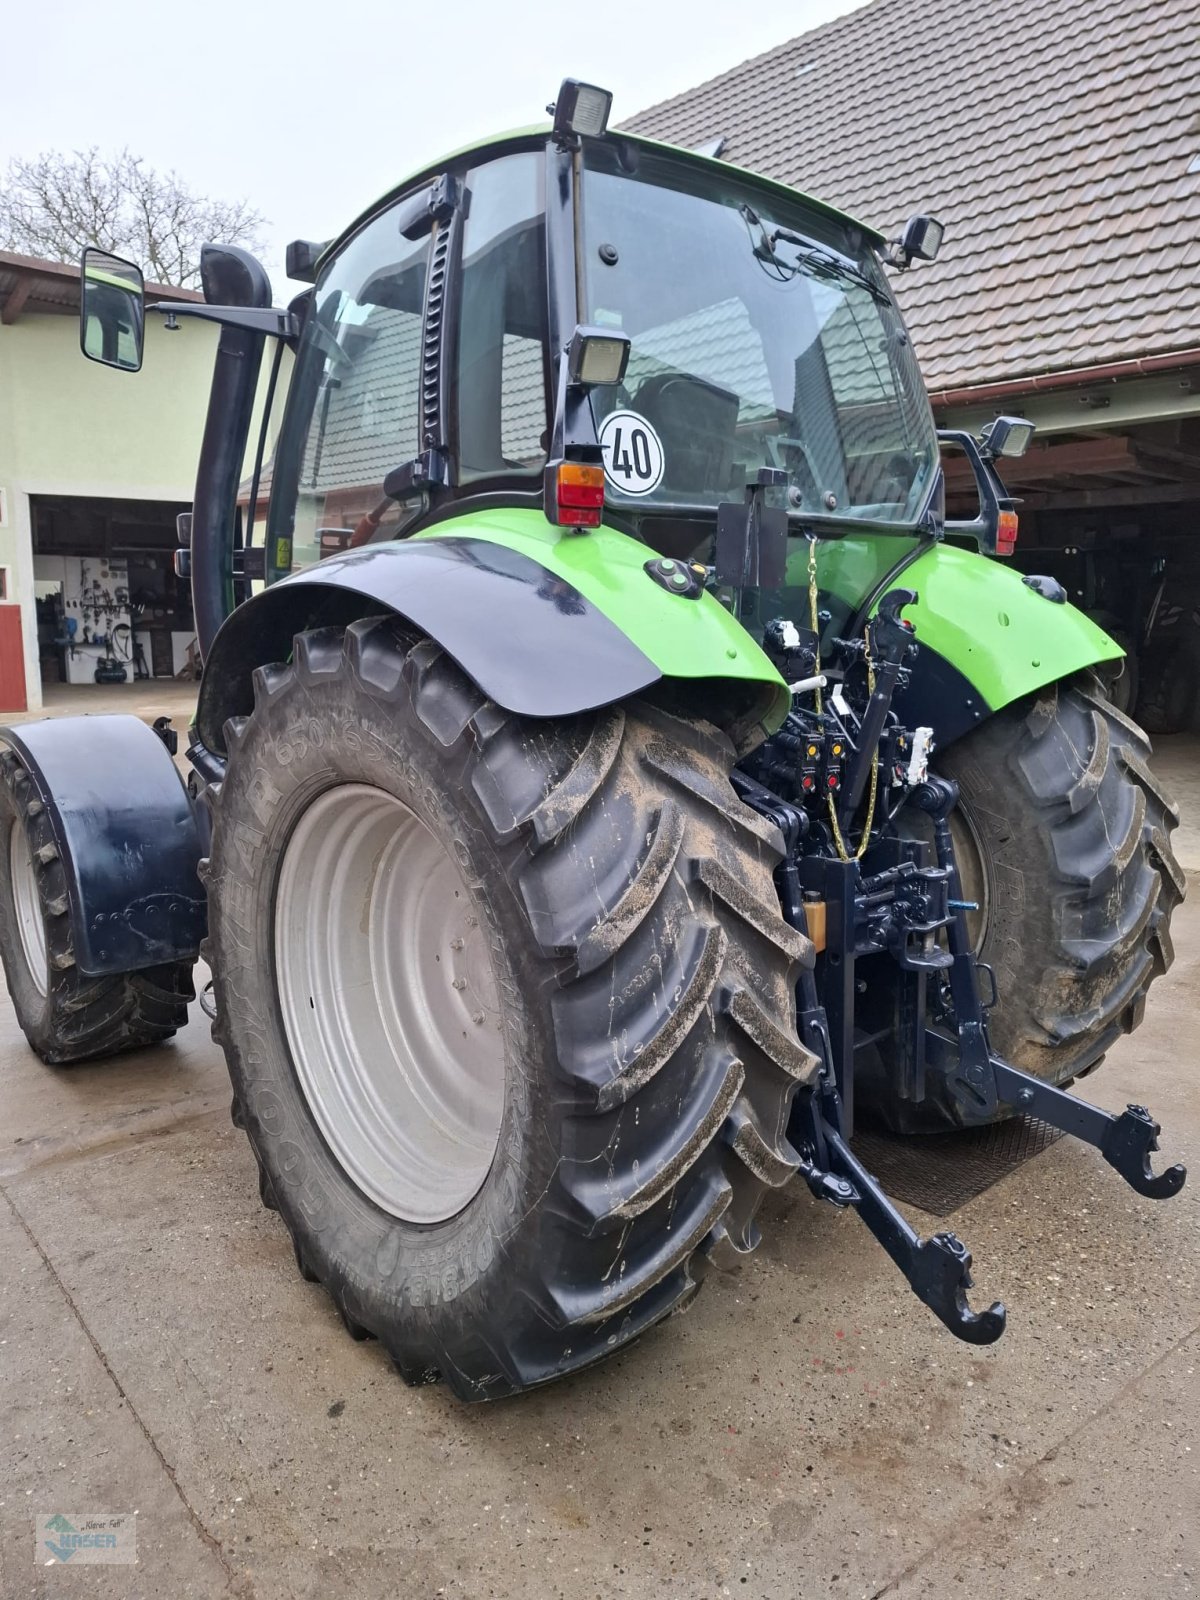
[928,347,1200,410]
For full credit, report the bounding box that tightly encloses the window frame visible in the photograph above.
[444,146,555,501]
[263,188,437,570]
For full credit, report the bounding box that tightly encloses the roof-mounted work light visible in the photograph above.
[567,325,631,388]
[550,79,614,141]
[887,213,945,269]
[980,415,1035,461]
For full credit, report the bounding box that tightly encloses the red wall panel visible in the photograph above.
[0,606,28,713]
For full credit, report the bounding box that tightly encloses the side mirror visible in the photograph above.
[80,248,145,372]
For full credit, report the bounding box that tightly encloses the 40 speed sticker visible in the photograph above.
[599,410,665,497]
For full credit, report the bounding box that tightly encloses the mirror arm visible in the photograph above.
[937,428,1015,556]
[148,302,299,343]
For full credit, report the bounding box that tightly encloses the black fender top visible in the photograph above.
[2,716,204,976]
[196,536,662,754]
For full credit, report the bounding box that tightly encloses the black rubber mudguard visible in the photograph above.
[195,537,661,754]
[0,716,205,976]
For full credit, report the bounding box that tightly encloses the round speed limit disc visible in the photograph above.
[599,410,665,497]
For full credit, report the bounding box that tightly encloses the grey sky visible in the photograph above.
[1,0,865,290]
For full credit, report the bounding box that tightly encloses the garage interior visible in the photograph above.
[944,407,1200,734]
[31,494,196,689]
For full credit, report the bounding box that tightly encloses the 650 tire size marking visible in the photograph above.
[599,410,665,497]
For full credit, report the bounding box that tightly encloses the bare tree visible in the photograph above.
[0,148,268,288]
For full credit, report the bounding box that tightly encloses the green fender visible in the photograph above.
[414,508,792,728]
[896,541,1121,736]
[198,505,792,753]
[900,540,1124,702]
[803,534,1121,743]
[414,514,1119,745]
[229,508,1118,759]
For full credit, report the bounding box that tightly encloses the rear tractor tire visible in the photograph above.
[0,748,194,1064]
[204,618,816,1399]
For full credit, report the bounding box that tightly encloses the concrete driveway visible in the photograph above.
[1,690,1197,1599]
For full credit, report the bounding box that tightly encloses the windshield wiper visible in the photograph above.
[771,228,892,305]
[738,203,890,305]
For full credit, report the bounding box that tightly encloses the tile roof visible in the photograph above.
[622,0,1200,391]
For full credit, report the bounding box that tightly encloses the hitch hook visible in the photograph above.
[906,1229,1008,1347]
[816,1119,1007,1345]
[982,1056,1187,1202]
[1102,1103,1187,1199]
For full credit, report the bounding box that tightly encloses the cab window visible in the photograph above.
[455,151,549,485]
[268,207,427,567]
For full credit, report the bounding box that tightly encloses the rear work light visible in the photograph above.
[996,509,1019,557]
[548,462,605,529]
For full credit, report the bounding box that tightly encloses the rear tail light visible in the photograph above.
[547,462,605,529]
[996,509,1019,557]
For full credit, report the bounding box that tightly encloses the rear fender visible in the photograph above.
[894,541,1122,746]
[1,716,205,976]
[196,510,790,755]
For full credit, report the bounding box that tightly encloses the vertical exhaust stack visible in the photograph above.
[189,244,273,657]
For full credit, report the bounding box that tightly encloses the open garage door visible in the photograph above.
[944,417,1200,731]
[30,495,194,694]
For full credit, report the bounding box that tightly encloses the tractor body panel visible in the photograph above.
[899,541,1122,720]
[0,716,204,976]
[801,536,1123,746]
[195,514,791,755]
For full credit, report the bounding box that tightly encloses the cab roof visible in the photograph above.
[318,124,883,274]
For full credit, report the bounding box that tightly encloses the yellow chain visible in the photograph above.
[806,536,878,863]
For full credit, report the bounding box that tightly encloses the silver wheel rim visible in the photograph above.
[898,802,989,953]
[9,821,47,997]
[274,784,506,1223]
[949,804,990,953]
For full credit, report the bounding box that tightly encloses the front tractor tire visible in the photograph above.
[204,618,815,1399]
[0,749,194,1064]
[927,674,1183,1122]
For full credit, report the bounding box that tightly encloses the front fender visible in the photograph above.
[895,542,1122,746]
[196,509,789,754]
[1,716,204,976]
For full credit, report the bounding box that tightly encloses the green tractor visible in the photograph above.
[0,82,1184,1398]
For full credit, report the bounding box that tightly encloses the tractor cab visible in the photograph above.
[78,80,1026,663]
[266,105,944,579]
